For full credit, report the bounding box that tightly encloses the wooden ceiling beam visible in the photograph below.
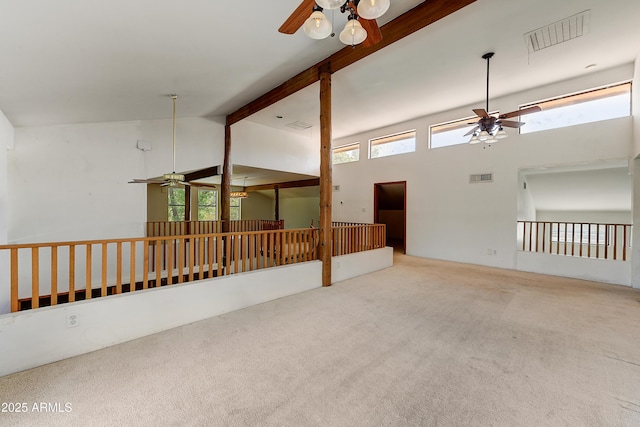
[226,0,476,126]
[245,178,320,192]
[184,165,221,182]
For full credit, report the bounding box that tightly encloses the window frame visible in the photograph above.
[332,142,360,165]
[368,130,417,159]
[167,187,186,222]
[197,188,218,221]
[519,81,632,134]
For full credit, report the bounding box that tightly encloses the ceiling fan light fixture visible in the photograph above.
[316,0,345,10]
[303,9,332,39]
[469,133,481,144]
[495,127,508,139]
[478,130,490,141]
[357,0,390,20]
[339,16,367,45]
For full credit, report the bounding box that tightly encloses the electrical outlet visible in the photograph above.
[66,314,79,328]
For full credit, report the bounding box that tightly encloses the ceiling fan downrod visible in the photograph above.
[482,52,494,113]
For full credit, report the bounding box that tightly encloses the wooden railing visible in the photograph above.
[1,228,315,313]
[518,221,632,261]
[146,219,284,237]
[1,223,386,312]
[331,224,386,256]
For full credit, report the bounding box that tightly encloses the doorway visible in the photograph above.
[374,181,406,254]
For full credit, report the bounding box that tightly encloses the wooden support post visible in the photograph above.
[319,65,332,287]
[275,185,280,221]
[185,185,192,234]
[221,124,232,233]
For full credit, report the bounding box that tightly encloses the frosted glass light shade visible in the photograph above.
[478,130,490,141]
[303,10,332,39]
[495,128,508,139]
[469,134,480,144]
[316,0,345,10]
[339,19,367,45]
[357,0,390,19]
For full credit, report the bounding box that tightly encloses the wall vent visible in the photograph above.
[524,10,590,53]
[285,120,312,130]
[470,173,493,183]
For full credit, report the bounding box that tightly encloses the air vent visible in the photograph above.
[470,173,493,183]
[285,120,312,130]
[524,10,590,53]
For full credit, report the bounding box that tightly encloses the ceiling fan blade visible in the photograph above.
[360,18,382,47]
[499,106,542,119]
[129,178,166,184]
[279,0,316,34]
[464,126,480,137]
[500,120,525,128]
[473,108,490,118]
[179,181,191,186]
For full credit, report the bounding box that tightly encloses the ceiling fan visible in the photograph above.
[279,0,387,47]
[465,52,541,144]
[129,95,190,187]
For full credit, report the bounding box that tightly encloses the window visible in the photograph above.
[520,82,631,134]
[168,187,186,221]
[430,116,486,149]
[230,197,241,220]
[332,143,360,164]
[369,130,416,159]
[197,189,218,220]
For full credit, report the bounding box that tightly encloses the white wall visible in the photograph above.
[0,110,12,245]
[280,196,319,229]
[632,54,640,287]
[0,261,322,377]
[332,65,634,281]
[8,118,224,243]
[231,120,319,176]
[0,110,14,314]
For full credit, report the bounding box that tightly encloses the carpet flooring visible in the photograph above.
[1,254,640,426]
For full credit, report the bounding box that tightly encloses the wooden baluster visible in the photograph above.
[177,238,184,283]
[199,237,205,278]
[208,236,214,278]
[11,248,19,312]
[156,239,162,287]
[69,245,76,302]
[167,238,174,284]
[51,246,58,305]
[234,235,240,272]
[130,241,136,292]
[216,235,223,277]
[188,237,195,282]
[85,244,92,300]
[116,242,122,294]
[101,243,108,297]
[613,225,617,260]
[31,248,40,308]
[143,242,149,289]
[596,224,600,259]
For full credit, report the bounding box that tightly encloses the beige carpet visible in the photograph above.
[1,254,640,426]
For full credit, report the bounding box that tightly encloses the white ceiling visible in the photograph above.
[1,1,640,210]
[1,0,640,140]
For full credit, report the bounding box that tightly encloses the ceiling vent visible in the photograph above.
[470,173,493,183]
[285,120,312,130]
[524,10,590,53]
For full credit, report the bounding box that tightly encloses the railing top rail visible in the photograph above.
[517,220,632,227]
[0,227,326,251]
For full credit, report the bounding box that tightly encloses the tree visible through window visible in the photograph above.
[230,197,241,220]
[168,187,186,222]
[332,143,360,164]
[198,189,218,220]
[369,130,416,159]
